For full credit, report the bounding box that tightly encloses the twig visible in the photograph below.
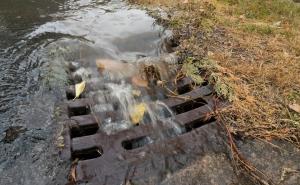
[218,117,275,185]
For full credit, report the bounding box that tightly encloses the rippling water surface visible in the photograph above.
[0,0,166,184]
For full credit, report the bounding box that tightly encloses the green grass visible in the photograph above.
[219,0,300,24]
[241,24,274,35]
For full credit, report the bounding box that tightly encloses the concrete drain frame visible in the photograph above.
[58,76,224,185]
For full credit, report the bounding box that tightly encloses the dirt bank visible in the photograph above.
[128,0,300,184]
[129,0,300,149]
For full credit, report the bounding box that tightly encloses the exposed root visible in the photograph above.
[218,115,275,185]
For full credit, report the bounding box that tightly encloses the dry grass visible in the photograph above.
[129,0,300,147]
[128,2,300,184]
[209,0,300,144]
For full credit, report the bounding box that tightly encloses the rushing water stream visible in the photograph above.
[0,0,173,184]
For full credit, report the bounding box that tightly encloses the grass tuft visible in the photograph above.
[219,0,300,24]
[241,24,274,35]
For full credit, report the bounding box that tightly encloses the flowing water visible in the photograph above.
[0,0,177,184]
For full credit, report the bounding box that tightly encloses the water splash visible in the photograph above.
[87,75,182,137]
[106,81,136,121]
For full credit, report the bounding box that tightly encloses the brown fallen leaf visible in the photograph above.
[130,103,147,124]
[96,59,133,72]
[131,76,148,88]
[74,81,86,99]
[289,104,300,113]
[70,165,77,182]
[96,59,139,79]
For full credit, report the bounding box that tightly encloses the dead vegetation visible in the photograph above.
[129,0,300,146]
[127,1,300,184]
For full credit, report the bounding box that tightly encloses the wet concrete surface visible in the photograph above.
[160,138,300,185]
[161,153,241,185]
[238,139,300,185]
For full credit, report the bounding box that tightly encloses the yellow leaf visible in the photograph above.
[130,103,147,124]
[57,143,65,148]
[74,81,86,99]
[132,90,141,97]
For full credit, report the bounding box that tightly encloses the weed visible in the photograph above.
[241,24,274,35]
[182,58,205,84]
[183,57,235,101]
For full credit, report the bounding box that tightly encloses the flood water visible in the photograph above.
[0,0,170,184]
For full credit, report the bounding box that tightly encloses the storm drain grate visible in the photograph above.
[60,76,223,185]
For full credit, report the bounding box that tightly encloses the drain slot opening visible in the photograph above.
[159,117,216,139]
[122,136,151,150]
[70,125,99,138]
[72,147,102,160]
[176,84,193,95]
[176,81,208,95]
[68,106,90,117]
[183,117,216,133]
[173,98,207,114]
[66,90,75,100]
[66,87,81,100]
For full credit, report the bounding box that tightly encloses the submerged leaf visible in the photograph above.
[96,59,133,72]
[131,76,148,88]
[96,59,123,71]
[132,89,141,97]
[74,81,86,99]
[130,103,147,124]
